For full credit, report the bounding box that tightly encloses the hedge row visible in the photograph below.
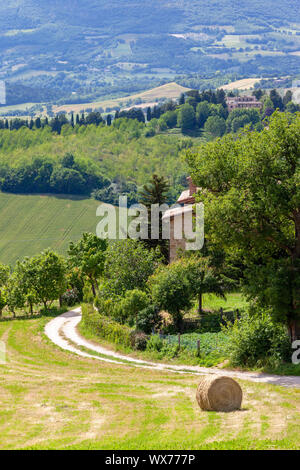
[81,303,133,348]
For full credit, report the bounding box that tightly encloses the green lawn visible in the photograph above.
[188,292,248,316]
[202,292,248,312]
[0,314,300,449]
[0,192,101,266]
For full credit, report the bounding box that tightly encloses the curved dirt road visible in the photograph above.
[45,307,300,388]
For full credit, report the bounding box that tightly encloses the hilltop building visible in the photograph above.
[226,95,263,111]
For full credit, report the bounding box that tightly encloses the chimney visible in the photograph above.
[187,176,197,197]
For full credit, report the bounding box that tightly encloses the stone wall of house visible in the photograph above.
[169,217,186,262]
[187,176,197,198]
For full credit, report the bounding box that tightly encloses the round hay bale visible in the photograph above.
[196,375,242,412]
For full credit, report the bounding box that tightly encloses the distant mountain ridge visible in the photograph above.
[0,1,299,107]
[1,1,298,31]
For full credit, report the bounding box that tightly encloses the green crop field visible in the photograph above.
[0,193,102,266]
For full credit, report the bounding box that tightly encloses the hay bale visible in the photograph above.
[196,375,242,412]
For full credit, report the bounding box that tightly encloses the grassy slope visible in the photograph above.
[53,82,190,114]
[0,314,300,450]
[219,78,261,91]
[0,192,101,265]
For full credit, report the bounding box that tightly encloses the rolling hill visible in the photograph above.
[219,78,261,91]
[1,1,300,108]
[53,82,190,114]
[0,193,101,265]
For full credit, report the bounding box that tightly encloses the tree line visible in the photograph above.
[145,87,300,136]
[0,87,298,199]
[0,115,189,200]
[0,111,112,134]
[0,153,109,195]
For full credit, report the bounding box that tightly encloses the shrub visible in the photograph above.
[145,334,182,360]
[61,288,79,306]
[83,283,94,303]
[146,334,164,352]
[144,127,155,137]
[81,303,132,348]
[137,304,162,334]
[117,289,150,326]
[148,261,192,329]
[95,296,117,318]
[224,312,291,368]
[130,331,148,351]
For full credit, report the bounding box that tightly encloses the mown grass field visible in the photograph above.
[0,314,300,450]
[0,192,101,266]
[220,78,261,91]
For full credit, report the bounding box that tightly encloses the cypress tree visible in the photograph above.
[179,93,185,105]
[146,107,152,122]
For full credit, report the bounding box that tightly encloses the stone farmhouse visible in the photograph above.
[226,95,263,111]
[163,177,199,262]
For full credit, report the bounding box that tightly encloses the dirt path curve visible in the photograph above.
[45,307,300,388]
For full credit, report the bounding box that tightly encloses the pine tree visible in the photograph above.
[138,174,170,259]
[70,113,74,127]
[106,114,112,126]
